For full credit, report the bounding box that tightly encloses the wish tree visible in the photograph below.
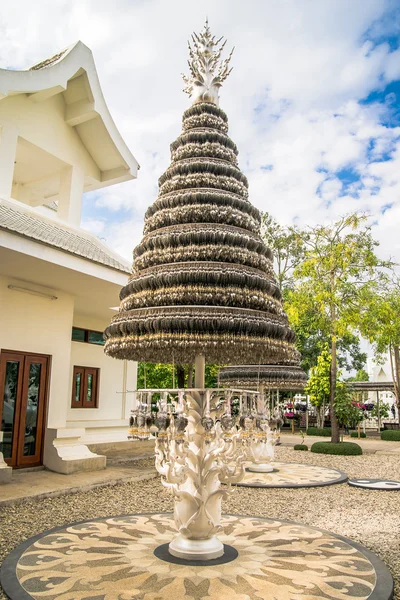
[219,364,307,472]
[104,21,299,560]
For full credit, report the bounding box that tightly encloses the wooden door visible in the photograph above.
[0,351,49,468]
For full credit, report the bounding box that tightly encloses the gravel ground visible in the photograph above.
[1,447,399,599]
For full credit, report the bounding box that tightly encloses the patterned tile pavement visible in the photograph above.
[1,513,393,600]
[236,462,348,488]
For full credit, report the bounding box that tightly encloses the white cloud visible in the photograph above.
[1,0,400,262]
[81,218,106,237]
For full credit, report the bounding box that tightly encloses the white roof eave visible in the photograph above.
[0,41,139,179]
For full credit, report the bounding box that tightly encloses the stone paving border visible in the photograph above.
[0,471,156,507]
[0,512,393,600]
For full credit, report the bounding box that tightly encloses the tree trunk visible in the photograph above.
[330,299,340,443]
[316,404,324,429]
[393,346,400,425]
[176,365,185,389]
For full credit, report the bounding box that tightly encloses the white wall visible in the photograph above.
[66,313,137,440]
[0,274,74,429]
[0,93,100,181]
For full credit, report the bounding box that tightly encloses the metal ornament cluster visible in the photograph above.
[182,19,234,106]
[219,364,308,391]
[128,388,283,558]
[104,23,299,365]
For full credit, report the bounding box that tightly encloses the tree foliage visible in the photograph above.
[358,277,400,422]
[334,383,363,429]
[261,212,306,290]
[305,349,331,409]
[287,213,390,442]
[137,363,221,389]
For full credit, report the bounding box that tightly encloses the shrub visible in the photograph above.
[294,444,308,451]
[381,430,400,441]
[350,431,366,438]
[306,427,331,436]
[311,441,362,455]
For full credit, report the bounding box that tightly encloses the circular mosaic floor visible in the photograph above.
[235,462,348,488]
[1,513,393,600]
[348,478,400,490]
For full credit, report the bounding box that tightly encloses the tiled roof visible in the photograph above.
[29,48,69,71]
[0,201,131,274]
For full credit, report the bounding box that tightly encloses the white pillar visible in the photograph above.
[194,354,205,388]
[58,166,84,225]
[0,124,18,199]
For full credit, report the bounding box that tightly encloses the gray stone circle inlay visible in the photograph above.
[235,462,348,488]
[348,478,400,490]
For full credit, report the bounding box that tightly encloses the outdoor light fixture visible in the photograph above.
[8,285,58,300]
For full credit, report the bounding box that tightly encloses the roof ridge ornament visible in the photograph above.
[182,18,234,106]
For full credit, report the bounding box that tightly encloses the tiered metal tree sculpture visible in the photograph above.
[104,20,299,561]
[219,364,308,472]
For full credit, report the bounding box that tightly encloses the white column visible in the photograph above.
[194,354,205,388]
[0,124,18,199]
[58,166,84,225]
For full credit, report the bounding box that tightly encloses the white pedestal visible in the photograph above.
[169,534,224,560]
[247,463,274,473]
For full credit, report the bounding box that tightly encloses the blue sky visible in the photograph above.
[1,0,400,264]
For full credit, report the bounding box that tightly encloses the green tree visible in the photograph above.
[261,212,306,290]
[358,278,400,423]
[137,363,175,389]
[355,369,369,381]
[137,363,221,390]
[335,383,363,434]
[305,349,331,428]
[346,369,369,382]
[261,213,366,374]
[370,401,390,421]
[287,213,390,442]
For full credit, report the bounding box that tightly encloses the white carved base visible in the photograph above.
[247,463,274,473]
[155,389,246,561]
[169,534,224,560]
[248,432,275,474]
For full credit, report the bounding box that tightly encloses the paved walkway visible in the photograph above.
[0,435,398,507]
[0,449,156,507]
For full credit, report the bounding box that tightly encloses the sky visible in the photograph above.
[1,0,400,266]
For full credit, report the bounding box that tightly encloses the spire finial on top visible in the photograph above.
[182,19,234,106]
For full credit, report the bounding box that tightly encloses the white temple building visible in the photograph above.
[0,42,138,482]
[366,355,398,421]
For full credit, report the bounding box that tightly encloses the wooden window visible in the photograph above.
[71,366,99,408]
